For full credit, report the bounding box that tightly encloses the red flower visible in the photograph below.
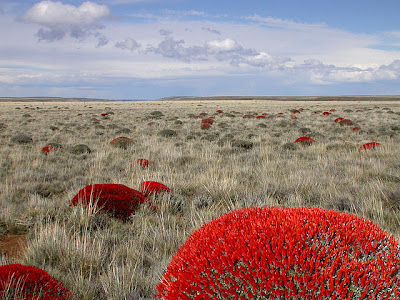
[136,158,154,168]
[41,146,61,154]
[70,184,157,220]
[294,136,315,145]
[322,112,331,115]
[201,118,213,125]
[334,117,344,123]
[140,181,171,197]
[156,207,400,299]
[358,142,383,151]
[339,119,354,126]
[201,123,211,130]
[0,264,74,299]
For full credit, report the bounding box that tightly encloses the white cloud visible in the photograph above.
[19,1,111,42]
[115,38,141,51]
[205,38,241,53]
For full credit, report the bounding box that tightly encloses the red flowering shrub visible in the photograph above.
[156,207,400,299]
[147,122,154,126]
[339,119,354,126]
[110,137,133,149]
[70,184,157,220]
[352,127,361,131]
[201,123,211,130]
[322,112,331,115]
[294,136,315,145]
[41,146,61,155]
[291,116,298,120]
[256,115,267,119]
[334,117,344,123]
[0,264,74,299]
[358,142,383,151]
[201,118,213,125]
[216,110,223,113]
[292,110,301,113]
[140,181,172,197]
[136,158,154,168]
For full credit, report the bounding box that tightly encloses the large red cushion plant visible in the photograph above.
[156,207,400,299]
[0,264,74,299]
[70,184,157,220]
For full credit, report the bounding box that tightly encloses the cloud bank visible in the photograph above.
[19,1,111,42]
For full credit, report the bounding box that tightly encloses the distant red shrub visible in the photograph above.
[41,146,61,154]
[292,110,300,113]
[352,127,361,131]
[242,115,254,119]
[329,109,336,112]
[216,110,223,113]
[70,184,157,220]
[339,119,354,126]
[77,113,82,116]
[256,115,267,119]
[140,181,171,197]
[390,134,395,138]
[358,142,383,151]
[294,136,315,145]
[201,123,211,130]
[156,207,400,299]
[147,122,154,126]
[334,117,344,123]
[136,159,154,168]
[299,108,304,111]
[0,123,7,129]
[291,116,297,120]
[0,264,74,299]
[201,118,213,125]
[322,112,331,115]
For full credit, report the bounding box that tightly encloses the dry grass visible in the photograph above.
[1,100,400,299]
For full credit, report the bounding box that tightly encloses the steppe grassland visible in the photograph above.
[0,99,400,299]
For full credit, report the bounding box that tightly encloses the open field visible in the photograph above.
[1,99,400,299]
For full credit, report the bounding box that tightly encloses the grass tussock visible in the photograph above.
[0,100,400,298]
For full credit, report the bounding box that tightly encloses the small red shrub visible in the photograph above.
[0,264,74,299]
[110,137,133,149]
[358,142,383,151]
[292,110,300,113]
[294,136,315,145]
[352,127,361,131]
[322,112,331,115]
[156,207,400,299]
[329,109,336,112]
[339,119,354,126]
[201,123,211,130]
[334,117,344,123]
[41,146,61,154]
[140,181,171,197]
[147,122,154,126]
[291,116,297,120]
[216,110,223,113]
[136,159,154,168]
[201,118,213,125]
[70,184,157,220]
[256,115,267,119]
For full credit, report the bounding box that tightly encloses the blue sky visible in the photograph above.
[1,0,400,99]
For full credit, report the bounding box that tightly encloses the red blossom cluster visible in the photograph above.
[70,184,157,220]
[0,264,74,299]
[358,142,383,151]
[140,181,172,197]
[322,112,331,115]
[136,158,155,168]
[41,146,61,154]
[294,136,315,145]
[156,207,400,299]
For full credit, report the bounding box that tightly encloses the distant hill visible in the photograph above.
[0,97,110,102]
[156,95,400,101]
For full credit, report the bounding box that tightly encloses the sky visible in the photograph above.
[1,0,400,100]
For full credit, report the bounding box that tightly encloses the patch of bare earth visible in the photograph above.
[0,234,27,261]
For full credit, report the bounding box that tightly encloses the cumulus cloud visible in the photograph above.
[20,1,111,42]
[115,38,141,51]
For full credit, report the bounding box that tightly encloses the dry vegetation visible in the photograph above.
[1,99,400,299]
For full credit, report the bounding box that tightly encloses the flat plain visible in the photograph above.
[1,99,400,299]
